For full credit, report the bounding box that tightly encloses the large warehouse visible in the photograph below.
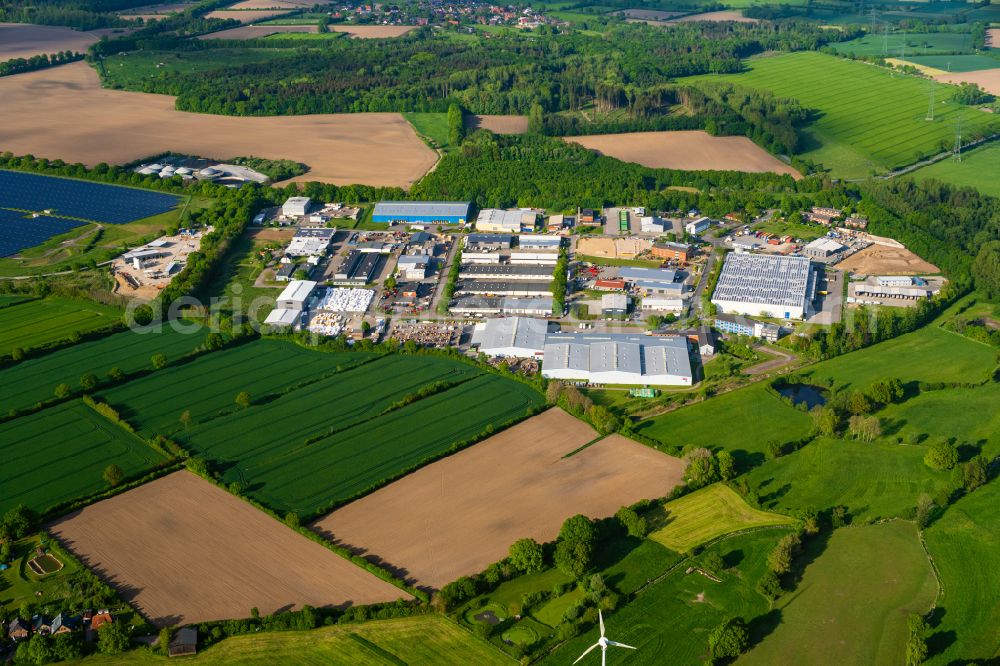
[542,333,692,386]
[372,201,471,226]
[470,316,550,358]
[711,253,816,320]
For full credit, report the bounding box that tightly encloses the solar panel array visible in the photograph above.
[0,209,86,258]
[0,170,181,225]
[712,253,812,308]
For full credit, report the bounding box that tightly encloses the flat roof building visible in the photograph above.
[803,237,846,259]
[619,266,677,285]
[542,333,692,386]
[471,316,549,358]
[641,297,685,312]
[476,209,537,234]
[335,251,386,284]
[372,201,471,226]
[459,264,554,281]
[518,235,562,249]
[601,293,629,317]
[451,296,553,317]
[396,254,431,280]
[286,227,335,257]
[685,216,711,236]
[276,280,317,310]
[711,253,815,320]
[465,233,514,249]
[455,280,552,297]
[282,197,312,217]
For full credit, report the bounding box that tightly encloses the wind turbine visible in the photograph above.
[573,610,636,666]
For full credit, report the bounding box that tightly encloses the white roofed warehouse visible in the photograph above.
[542,333,692,386]
[711,253,816,320]
[471,317,550,358]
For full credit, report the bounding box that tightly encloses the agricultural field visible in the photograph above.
[314,410,684,588]
[742,522,937,665]
[0,323,209,414]
[0,400,165,515]
[466,115,530,134]
[0,63,437,188]
[404,112,454,152]
[905,53,1000,72]
[100,49,295,89]
[909,142,1000,197]
[564,131,801,178]
[76,615,510,665]
[99,343,543,515]
[0,297,121,357]
[646,484,793,552]
[635,382,814,467]
[924,479,1000,664]
[744,437,953,521]
[801,323,997,389]
[830,31,975,57]
[684,52,999,178]
[0,22,117,61]
[934,66,1000,95]
[47,472,409,627]
[541,529,792,666]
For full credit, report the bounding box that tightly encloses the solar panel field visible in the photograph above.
[0,209,87,258]
[0,400,166,515]
[0,323,209,414]
[97,342,544,514]
[0,170,182,224]
[684,52,999,178]
[0,297,121,357]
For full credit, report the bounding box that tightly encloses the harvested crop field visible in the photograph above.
[313,409,685,590]
[0,63,437,187]
[48,471,409,626]
[225,0,318,8]
[668,10,758,22]
[204,8,291,21]
[0,23,119,61]
[934,68,1000,96]
[329,25,417,38]
[198,24,317,39]
[565,131,801,178]
[466,115,529,134]
[835,244,939,274]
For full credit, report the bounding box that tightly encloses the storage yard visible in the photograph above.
[47,472,409,627]
[314,409,686,589]
[111,228,210,299]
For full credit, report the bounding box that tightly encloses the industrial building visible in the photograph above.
[372,201,471,226]
[264,307,301,328]
[803,237,846,260]
[510,251,559,265]
[640,297,685,313]
[518,235,562,250]
[470,316,549,358]
[276,280,317,310]
[713,313,782,342]
[651,242,692,263]
[465,234,513,250]
[640,216,669,234]
[476,209,538,234]
[601,293,629,317]
[334,250,386,284]
[285,227,335,257]
[849,276,940,304]
[455,280,552,297]
[730,235,765,252]
[619,266,677,285]
[711,253,816,320]
[458,264,554,281]
[542,333,692,386]
[684,216,711,235]
[282,197,312,217]
[396,254,431,280]
[451,296,553,317]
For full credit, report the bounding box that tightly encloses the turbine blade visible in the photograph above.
[608,640,637,650]
[573,643,600,664]
[599,609,605,637]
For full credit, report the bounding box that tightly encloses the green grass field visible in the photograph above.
[830,32,975,57]
[902,53,1000,72]
[0,535,83,614]
[753,219,828,241]
[647,484,793,552]
[742,521,937,665]
[0,324,209,414]
[0,297,120,357]
[541,529,792,666]
[0,400,165,515]
[404,112,452,152]
[909,142,1000,197]
[263,31,345,40]
[878,381,1000,458]
[98,343,542,514]
[74,615,511,665]
[924,479,1000,664]
[745,437,953,521]
[803,323,997,390]
[684,52,999,178]
[99,49,295,90]
[636,383,813,467]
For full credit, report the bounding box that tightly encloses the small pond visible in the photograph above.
[777,384,827,409]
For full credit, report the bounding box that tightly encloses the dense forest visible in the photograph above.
[93,22,840,117]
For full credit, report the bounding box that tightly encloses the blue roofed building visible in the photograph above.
[372,201,471,226]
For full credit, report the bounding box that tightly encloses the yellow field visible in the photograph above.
[647,484,793,552]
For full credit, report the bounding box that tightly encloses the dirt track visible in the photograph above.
[0,63,437,187]
[313,409,685,590]
[835,244,940,275]
[48,472,409,627]
[566,131,802,179]
[0,23,121,61]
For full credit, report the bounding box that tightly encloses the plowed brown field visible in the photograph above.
[0,23,121,61]
[466,115,529,134]
[934,68,1000,96]
[198,24,317,38]
[0,63,437,187]
[329,25,416,38]
[313,409,685,590]
[566,131,801,178]
[48,472,409,626]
